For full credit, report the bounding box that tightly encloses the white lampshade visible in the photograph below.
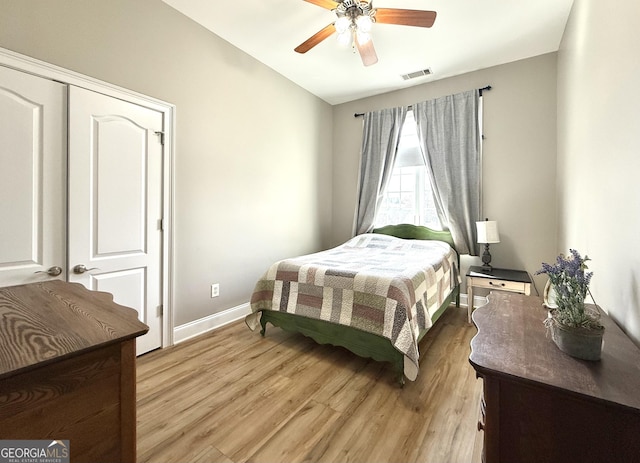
[355,15,372,33]
[476,220,500,244]
[335,16,350,34]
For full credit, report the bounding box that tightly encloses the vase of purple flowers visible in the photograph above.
[536,249,604,361]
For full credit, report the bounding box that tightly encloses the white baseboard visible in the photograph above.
[173,302,251,344]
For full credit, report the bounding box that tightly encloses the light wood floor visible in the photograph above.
[136,305,483,463]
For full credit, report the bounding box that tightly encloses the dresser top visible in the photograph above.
[0,280,148,380]
[469,292,640,411]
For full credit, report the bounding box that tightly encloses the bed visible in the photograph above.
[245,224,460,385]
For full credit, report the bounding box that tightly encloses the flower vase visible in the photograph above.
[547,311,604,361]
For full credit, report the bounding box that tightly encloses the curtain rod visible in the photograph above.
[353,85,492,118]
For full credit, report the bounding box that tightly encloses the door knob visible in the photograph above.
[73,264,99,274]
[34,266,63,277]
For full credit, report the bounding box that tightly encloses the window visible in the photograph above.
[374,111,441,230]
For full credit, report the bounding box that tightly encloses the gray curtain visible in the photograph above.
[414,90,480,255]
[354,107,408,235]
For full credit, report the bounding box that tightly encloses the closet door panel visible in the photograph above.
[68,86,164,355]
[0,66,66,287]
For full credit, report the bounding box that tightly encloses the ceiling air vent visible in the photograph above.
[401,68,433,81]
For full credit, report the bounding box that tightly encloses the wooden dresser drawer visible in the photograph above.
[471,278,527,293]
[472,380,486,463]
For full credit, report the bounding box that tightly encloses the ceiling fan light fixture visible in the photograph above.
[337,30,352,47]
[355,14,373,33]
[295,0,436,67]
[335,16,350,34]
[333,2,375,51]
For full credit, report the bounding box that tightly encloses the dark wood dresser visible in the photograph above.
[0,281,148,463]
[469,292,640,463]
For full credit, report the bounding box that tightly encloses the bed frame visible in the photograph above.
[258,224,461,385]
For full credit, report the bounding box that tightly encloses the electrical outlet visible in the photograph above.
[211,283,220,298]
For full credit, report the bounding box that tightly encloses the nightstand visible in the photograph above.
[466,265,532,323]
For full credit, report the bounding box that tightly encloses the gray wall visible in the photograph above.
[0,0,333,327]
[331,54,559,294]
[557,0,640,344]
[8,0,634,349]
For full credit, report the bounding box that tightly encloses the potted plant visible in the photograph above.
[536,249,604,361]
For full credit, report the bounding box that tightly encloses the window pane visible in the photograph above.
[400,172,414,191]
[374,112,442,230]
[387,174,401,192]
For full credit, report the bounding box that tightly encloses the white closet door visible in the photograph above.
[0,66,67,287]
[68,86,164,355]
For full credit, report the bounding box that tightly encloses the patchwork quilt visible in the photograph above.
[246,233,459,381]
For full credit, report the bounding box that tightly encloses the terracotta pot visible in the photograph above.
[547,313,604,361]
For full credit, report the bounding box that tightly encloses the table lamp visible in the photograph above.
[476,219,500,271]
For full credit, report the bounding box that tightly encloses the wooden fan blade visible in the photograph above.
[294,23,336,53]
[303,0,339,10]
[374,9,437,28]
[355,35,378,67]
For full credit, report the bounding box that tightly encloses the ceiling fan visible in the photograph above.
[294,0,437,67]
